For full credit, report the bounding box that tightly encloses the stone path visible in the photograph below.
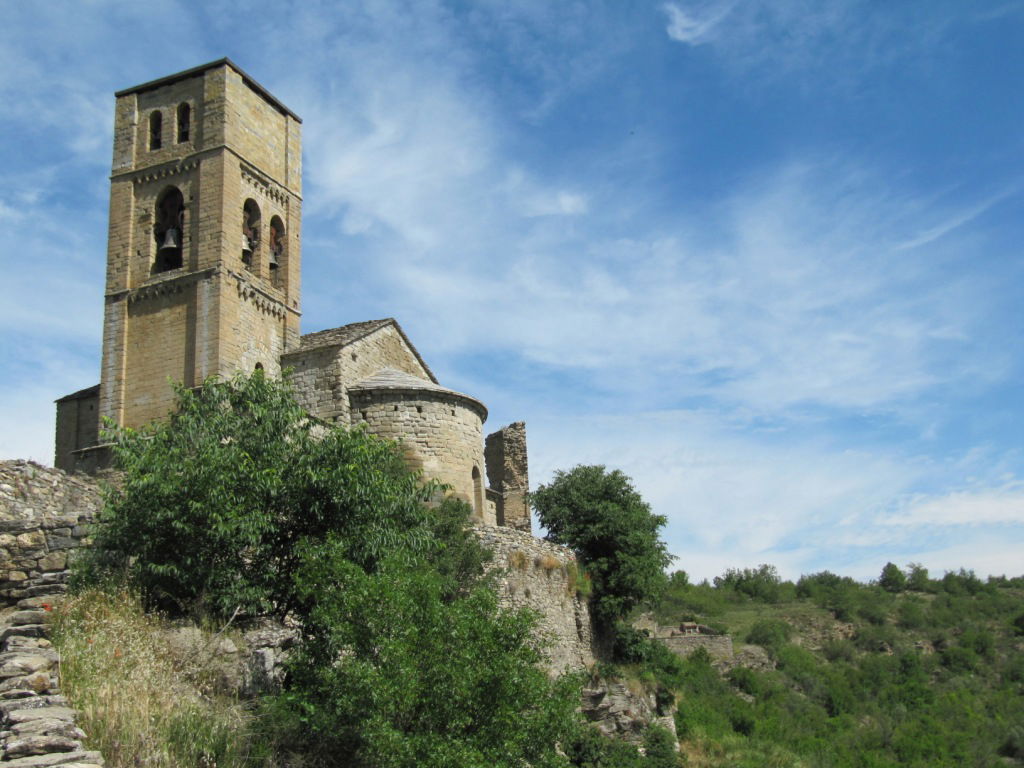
[0,597,104,767]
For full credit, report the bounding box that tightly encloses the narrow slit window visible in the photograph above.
[149,111,162,150]
[176,103,190,143]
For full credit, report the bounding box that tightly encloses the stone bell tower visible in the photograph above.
[97,59,302,431]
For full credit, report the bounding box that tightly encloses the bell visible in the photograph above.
[158,227,180,253]
[268,248,280,269]
[241,235,253,258]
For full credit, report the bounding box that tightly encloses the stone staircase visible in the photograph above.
[0,597,103,767]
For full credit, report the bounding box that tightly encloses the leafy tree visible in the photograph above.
[878,562,906,593]
[531,465,674,624]
[271,538,581,768]
[906,562,932,592]
[81,371,441,619]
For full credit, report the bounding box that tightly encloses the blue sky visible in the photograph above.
[2,1,1023,582]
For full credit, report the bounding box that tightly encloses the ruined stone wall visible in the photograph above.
[0,462,100,606]
[353,391,490,523]
[474,525,594,674]
[484,422,530,531]
[659,634,733,661]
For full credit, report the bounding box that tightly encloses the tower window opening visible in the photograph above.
[149,111,162,150]
[269,216,285,284]
[153,187,184,272]
[254,362,264,372]
[242,199,261,269]
[176,103,190,143]
[472,466,483,517]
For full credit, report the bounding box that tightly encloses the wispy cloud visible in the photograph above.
[662,1,736,46]
[888,486,1024,527]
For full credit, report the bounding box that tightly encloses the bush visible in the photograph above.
[531,465,674,624]
[745,619,793,652]
[272,539,581,768]
[80,372,440,619]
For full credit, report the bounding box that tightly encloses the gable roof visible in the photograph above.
[55,384,100,403]
[288,318,438,384]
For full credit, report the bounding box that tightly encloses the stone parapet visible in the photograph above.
[0,463,100,607]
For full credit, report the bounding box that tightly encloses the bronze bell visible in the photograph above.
[241,235,253,259]
[268,247,280,269]
[158,227,180,253]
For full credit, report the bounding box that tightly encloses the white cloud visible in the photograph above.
[888,486,1024,527]
[659,0,958,91]
[662,2,734,46]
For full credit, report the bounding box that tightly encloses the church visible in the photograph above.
[53,59,530,531]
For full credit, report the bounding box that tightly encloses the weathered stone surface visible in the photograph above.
[1,750,103,767]
[474,525,595,674]
[0,463,99,606]
[4,734,80,758]
[4,707,77,725]
[582,678,678,747]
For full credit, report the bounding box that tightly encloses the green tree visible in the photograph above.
[530,465,674,623]
[81,371,441,619]
[906,562,932,592]
[878,562,906,593]
[273,537,581,768]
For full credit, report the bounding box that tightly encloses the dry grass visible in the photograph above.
[51,588,269,768]
[536,554,561,573]
[507,550,529,570]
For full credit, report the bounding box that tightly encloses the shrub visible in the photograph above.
[940,645,977,673]
[272,539,582,768]
[566,561,593,598]
[1012,611,1024,636]
[745,619,793,652]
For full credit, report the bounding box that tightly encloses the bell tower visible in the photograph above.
[98,59,302,431]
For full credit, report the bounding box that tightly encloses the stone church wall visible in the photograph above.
[352,390,490,522]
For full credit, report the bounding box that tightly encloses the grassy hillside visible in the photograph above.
[640,566,1024,767]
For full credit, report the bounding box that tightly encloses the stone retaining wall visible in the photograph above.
[659,634,733,661]
[474,525,594,674]
[0,463,100,608]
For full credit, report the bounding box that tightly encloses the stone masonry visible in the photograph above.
[0,464,98,606]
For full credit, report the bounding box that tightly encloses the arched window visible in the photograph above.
[472,466,483,518]
[242,199,261,269]
[149,111,162,150]
[154,187,184,272]
[254,363,264,372]
[268,216,285,281]
[176,103,190,143]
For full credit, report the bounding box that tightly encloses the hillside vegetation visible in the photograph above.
[635,564,1024,767]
